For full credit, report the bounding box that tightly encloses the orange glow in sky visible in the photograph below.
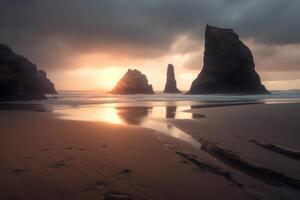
[47,39,300,91]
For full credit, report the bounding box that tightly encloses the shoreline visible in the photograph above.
[0,103,299,199]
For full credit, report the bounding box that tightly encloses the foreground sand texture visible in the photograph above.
[0,103,300,199]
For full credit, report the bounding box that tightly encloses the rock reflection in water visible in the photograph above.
[55,104,202,148]
[166,106,176,119]
[167,123,173,130]
[116,106,152,125]
[192,113,206,119]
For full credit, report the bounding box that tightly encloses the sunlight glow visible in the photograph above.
[55,106,123,124]
[95,67,127,90]
[95,107,123,124]
[67,67,126,90]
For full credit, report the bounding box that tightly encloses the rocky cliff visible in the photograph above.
[111,69,154,94]
[188,25,269,94]
[163,64,181,93]
[0,43,56,101]
[37,70,57,94]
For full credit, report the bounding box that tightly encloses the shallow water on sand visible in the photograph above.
[48,90,300,147]
[43,90,300,107]
[2,90,300,148]
[54,102,203,148]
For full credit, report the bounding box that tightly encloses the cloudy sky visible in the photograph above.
[1,0,300,91]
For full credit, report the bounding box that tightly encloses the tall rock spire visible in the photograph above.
[163,64,181,93]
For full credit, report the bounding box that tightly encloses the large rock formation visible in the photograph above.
[111,69,154,94]
[163,64,181,93]
[37,70,57,94]
[188,25,269,94]
[0,43,56,101]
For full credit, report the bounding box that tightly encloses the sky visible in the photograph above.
[0,0,300,91]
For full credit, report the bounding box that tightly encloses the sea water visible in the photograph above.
[2,90,300,147]
[46,90,300,147]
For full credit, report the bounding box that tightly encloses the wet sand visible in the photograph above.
[0,110,248,200]
[171,103,300,199]
[0,103,300,199]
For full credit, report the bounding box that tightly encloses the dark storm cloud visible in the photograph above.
[184,42,300,72]
[0,0,299,70]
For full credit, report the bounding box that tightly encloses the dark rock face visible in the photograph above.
[188,25,269,94]
[163,64,181,93]
[111,69,154,94]
[0,43,56,101]
[37,70,57,94]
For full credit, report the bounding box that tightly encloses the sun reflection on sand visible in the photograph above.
[95,107,123,124]
[54,103,202,147]
[55,106,123,124]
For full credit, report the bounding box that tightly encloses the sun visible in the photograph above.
[95,67,126,90]
[69,67,126,91]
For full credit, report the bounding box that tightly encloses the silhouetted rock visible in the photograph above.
[0,43,56,101]
[37,70,57,94]
[111,69,154,94]
[163,64,181,93]
[188,25,269,94]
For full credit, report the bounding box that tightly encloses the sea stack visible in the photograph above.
[163,64,181,93]
[111,69,154,94]
[0,43,56,101]
[188,25,269,94]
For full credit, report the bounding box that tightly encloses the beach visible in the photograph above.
[0,110,247,200]
[1,1,300,199]
[0,97,300,200]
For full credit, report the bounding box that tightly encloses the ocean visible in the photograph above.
[2,90,300,147]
